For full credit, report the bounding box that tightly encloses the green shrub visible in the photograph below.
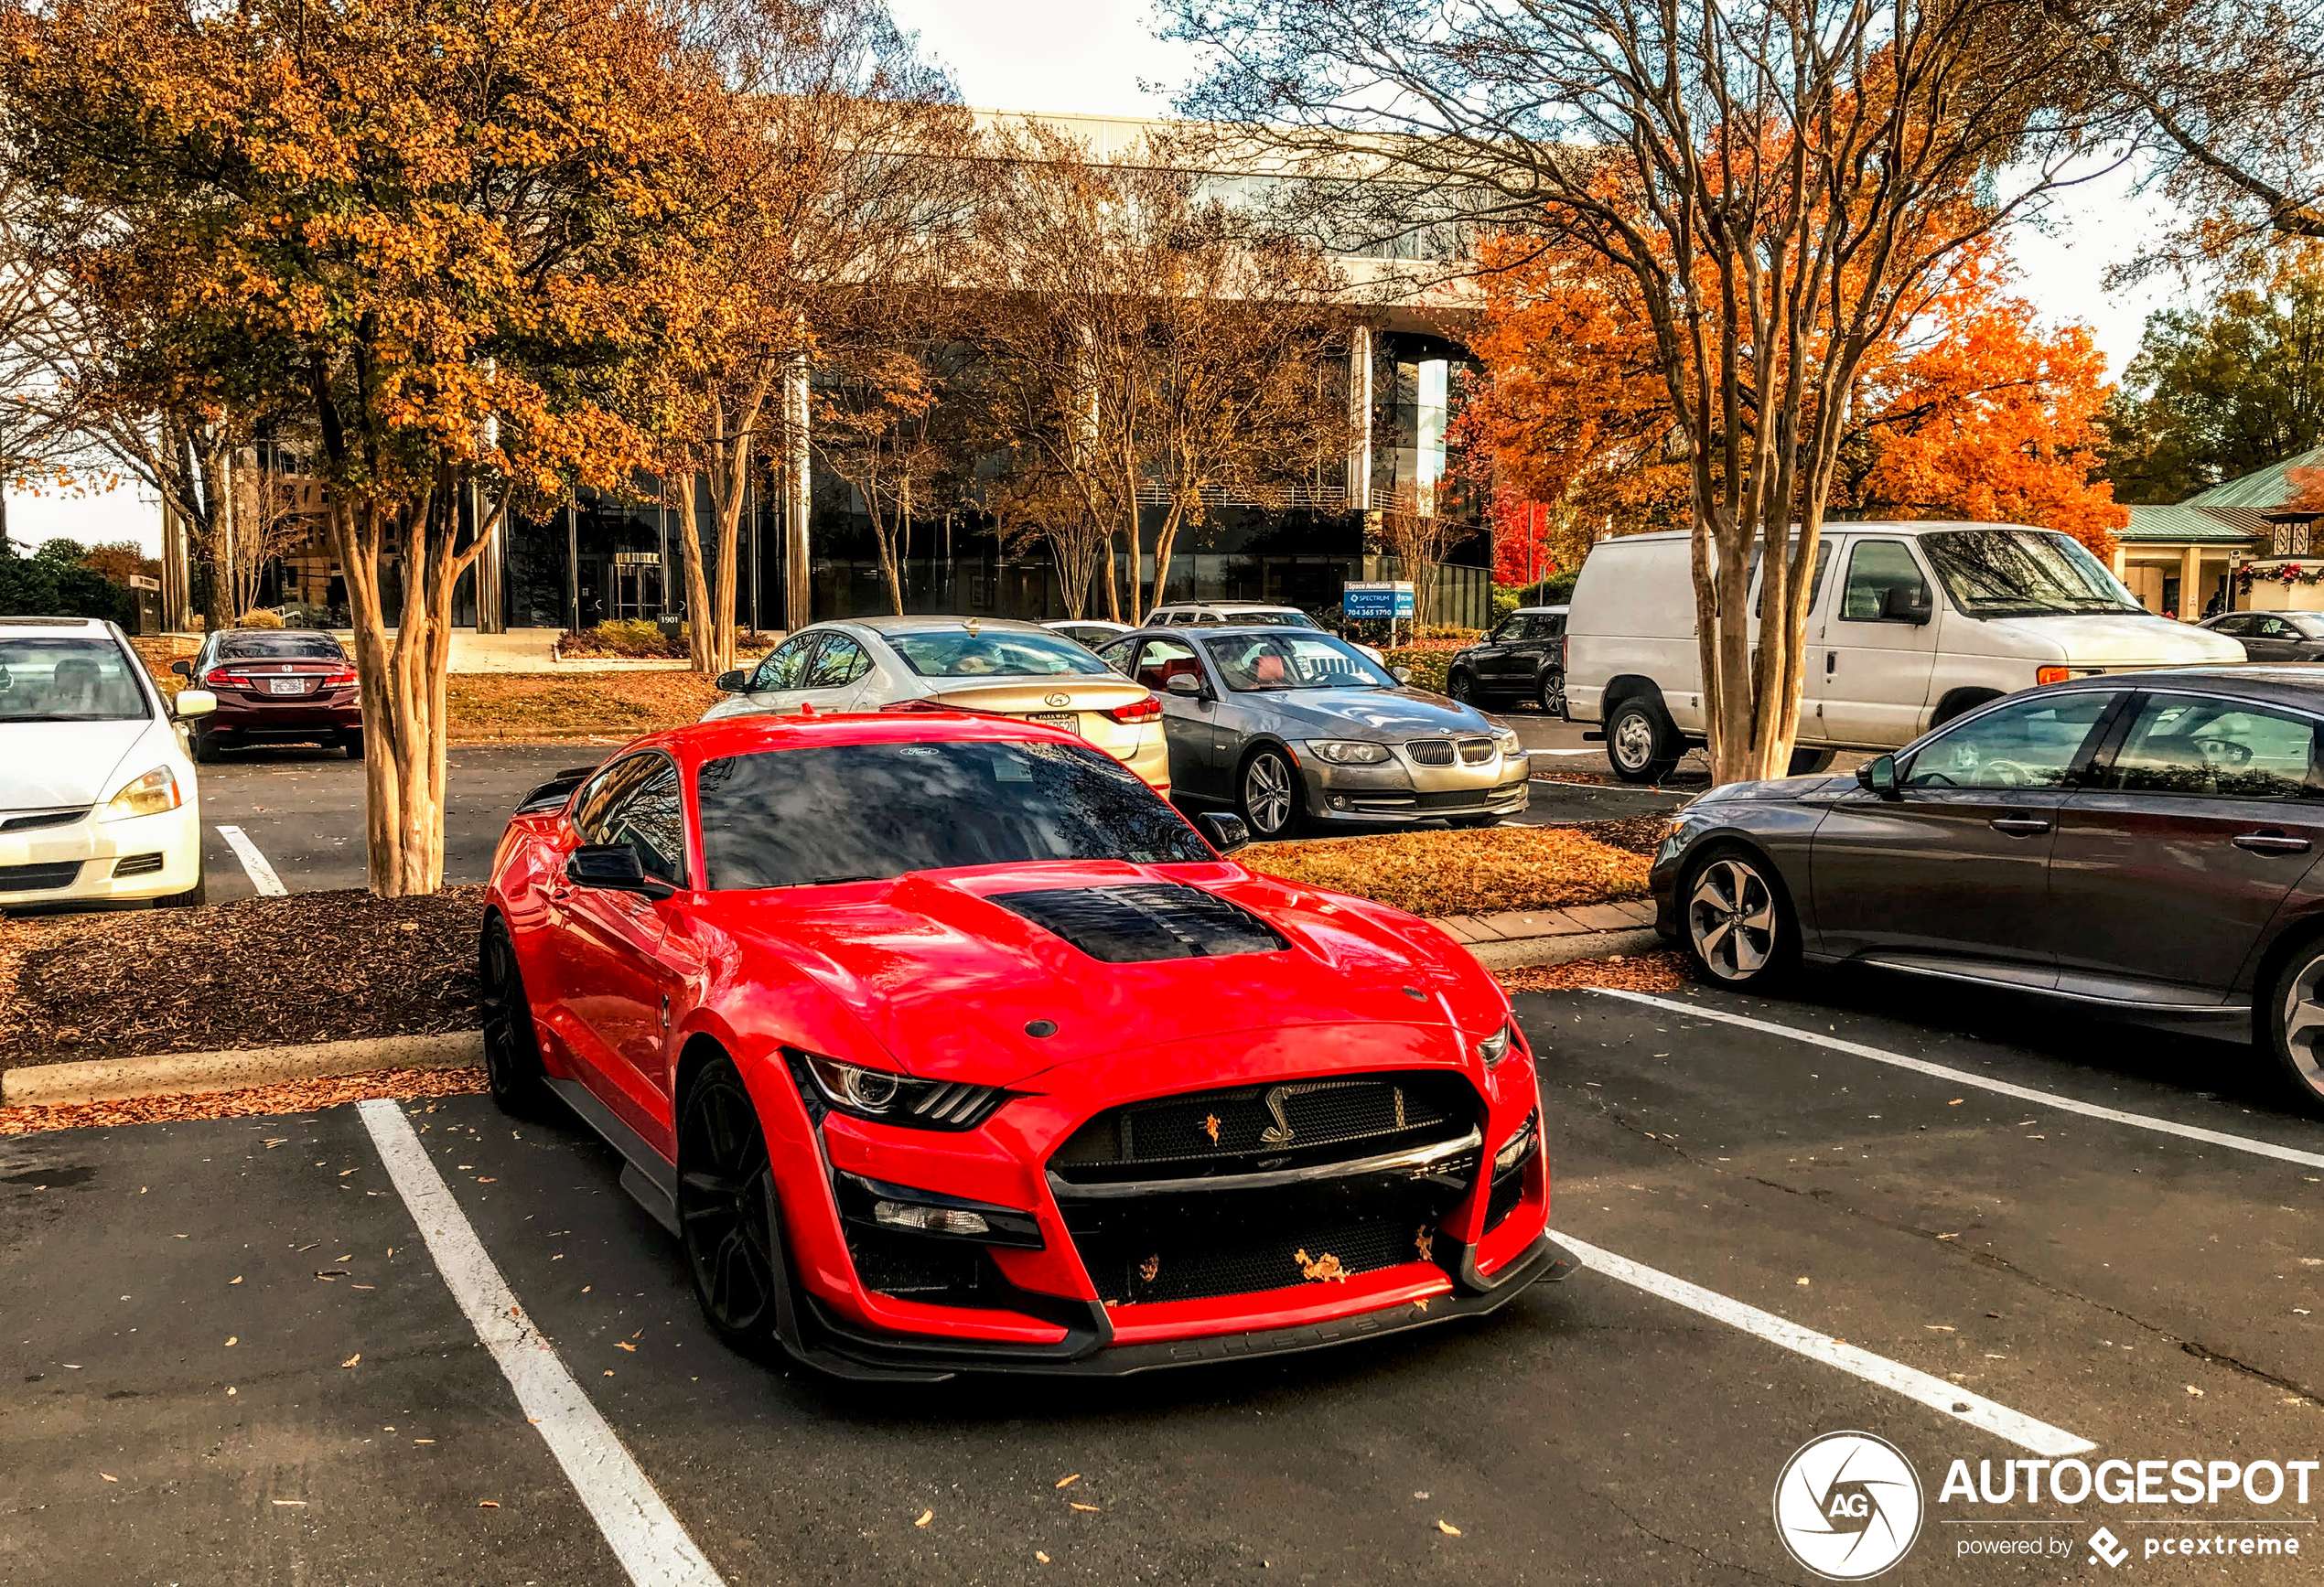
[235,608,285,628]
[1384,646,1452,692]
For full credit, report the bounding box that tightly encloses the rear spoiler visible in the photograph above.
[512,765,601,817]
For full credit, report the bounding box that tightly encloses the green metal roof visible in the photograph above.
[2184,444,2324,509]
[2120,504,2267,544]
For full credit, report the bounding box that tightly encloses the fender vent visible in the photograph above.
[989,884,1286,963]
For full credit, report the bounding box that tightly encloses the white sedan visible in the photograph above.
[0,618,216,909]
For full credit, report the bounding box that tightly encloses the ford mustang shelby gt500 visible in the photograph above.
[484,710,1568,1378]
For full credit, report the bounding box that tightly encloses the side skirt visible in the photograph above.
[543,1075,680,1237]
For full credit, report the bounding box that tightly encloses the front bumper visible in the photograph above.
[1299,754,1531,824]
[0,800,201,906]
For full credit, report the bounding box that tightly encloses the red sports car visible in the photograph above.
[482,710,1569,1379]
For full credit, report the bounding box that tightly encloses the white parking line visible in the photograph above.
[1594,990,2324,1173]
[357,1099,725,1587]
[1556,1230,2095,1456]
[214,824,287,896]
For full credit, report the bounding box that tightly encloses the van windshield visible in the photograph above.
[1919,530,2145,617]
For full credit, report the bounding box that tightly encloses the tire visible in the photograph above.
[1538,670,1565,717]
[157,867,207,908]
[1606,696,1681,784]
[1238,745,1303,839]
[1787,746,1837,776]
[2263,938,2324,1114]
[479,916,554,1119]
[677,1059,787,1352]
[342,730,365,760]
[1679,845,1798,990]
[191,725,221,765]
[1446,669,1478,705]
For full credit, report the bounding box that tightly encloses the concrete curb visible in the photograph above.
[1463,927,1664,971]
[1,1031,483,1109]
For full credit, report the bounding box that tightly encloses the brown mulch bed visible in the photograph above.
[449,672,725,742]
[1495,949,1690,994]
[1243,825,1649,918]
[0,889,486,1069]
[0,1065,487,1136]
[1552,814,1672,857]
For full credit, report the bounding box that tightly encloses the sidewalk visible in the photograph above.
[327,629,699,673]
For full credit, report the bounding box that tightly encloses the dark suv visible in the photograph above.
[171,628,361,761]
[1447,606,1567,715]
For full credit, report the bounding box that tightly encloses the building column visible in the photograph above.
[472,479,506,633]
[783,350,811,632]
[159,497,193,631]
[1345,326,1372,512]
[2110,544,2126,581]
[2179,543,2203,619]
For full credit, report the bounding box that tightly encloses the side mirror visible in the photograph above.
[1856,754,1900,799]
[1195,810,1250,853]
[1880,584,1932,625]
[1392,665,1414,683]
[565,843,675,900]
[174,688,218,719]
[169,660,193,679]
[714,669,749,692]
[1165,672,1205,697]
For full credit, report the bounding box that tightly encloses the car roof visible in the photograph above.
[0,617,113,638]
[1600,521,2071,545]
[2034,666,2324,711]
[1114,624,1361,643]
[836,616,1060,638]
[613,708,1091,768]
[1153,601,1300,611]
[1510,605,1568,616]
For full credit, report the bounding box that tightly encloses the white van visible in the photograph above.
[1564,521,2245,782]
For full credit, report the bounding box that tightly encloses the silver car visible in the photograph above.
[1094,625,1529,838]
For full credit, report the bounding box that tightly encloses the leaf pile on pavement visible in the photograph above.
[1495,949,1690,994]
[0,887,486,1067]
[1551,814,1670,857]
[0,1064,486,1135]
[447,671,725,742]
[1243,825,1649,917]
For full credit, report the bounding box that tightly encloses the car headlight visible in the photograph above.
[1307,739,1392,765]
[792,1051,1008,1131]
[1477,1020,1517,1068]
[1494,1110,1540,1176]
[1493,728,1523,757]
[99,767,183,822]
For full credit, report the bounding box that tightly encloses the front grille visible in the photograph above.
[1403,783,1530,812]
[0,807,85,834]
[989,884,1286,964]
[1457,737,1497,766]
[0,861,81,892]
[1050,1073,1473,1184]
[1405,739,1455,766]
[112,852,165,878]
[1486,1164,1526,1231]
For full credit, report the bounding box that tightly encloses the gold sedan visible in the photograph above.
[705,617,1171,794]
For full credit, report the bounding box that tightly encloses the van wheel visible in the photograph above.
[1787,747,1836,776]
[1606,698,1680,784]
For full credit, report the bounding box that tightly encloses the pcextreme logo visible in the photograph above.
[1773,1432,1926,1581]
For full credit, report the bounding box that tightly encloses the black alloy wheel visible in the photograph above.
[2265,939,2324,1114]
[1239,746,1302,839]
[678,1061,786,1348]
[1681,846,1796,989]
[478,917,552,1117]
[1537,670,1565,717]
[1447,669,1477,704]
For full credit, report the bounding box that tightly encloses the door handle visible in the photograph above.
[1825,650,1835,675]
[1988,817,2050,836]
[2233,831,2312,854]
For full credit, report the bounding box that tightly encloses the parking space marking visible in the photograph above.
[1556,1231,2095,1456]
[1595,990,2324,1173]
[357,1099,725,1587]
[215,824,288,896]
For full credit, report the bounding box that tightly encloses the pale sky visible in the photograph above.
[10,0,2198,557]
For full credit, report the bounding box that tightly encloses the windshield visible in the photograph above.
[887,629,1114,679]
[1200,632,1395,692]
[0,638,149,723]
[217,634,345,662]
[695,738,1211,889]
[1918,530,2145,617]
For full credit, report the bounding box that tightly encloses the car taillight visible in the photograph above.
[203,668,234,685]
[323,668,357,686]
[1108,696,1163,723]
[2036,665,2071,685]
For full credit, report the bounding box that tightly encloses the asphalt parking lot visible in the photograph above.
[7,970,2320,1583]
[188,706,1695,901]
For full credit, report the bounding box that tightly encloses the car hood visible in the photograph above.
[1975,611,2246,667]
[0,719,161,809]
[1228,687,1496,738]
[718,861,1496,1088]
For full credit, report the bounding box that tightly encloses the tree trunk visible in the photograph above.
[672,474,715,673]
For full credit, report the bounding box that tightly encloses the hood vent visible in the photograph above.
[989,884,1287,964]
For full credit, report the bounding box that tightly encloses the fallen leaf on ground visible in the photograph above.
[271,1499,305,1507]
[2186,1386,2206,1397]
[1436,1520,1462,1536]
[914,1509,933,1528]
[479,1499,500,1508]
[614,1342,636,1352]
[225,1336,237,1346]
[1925,1324,1954,1333]
[1036,1551,1049,1563]
[1055,1474,1081,1489]
[1070,1503,1099,1513]
[340,1355,360,1368]
[1796,1277,1811,1286]
[100,1473,116,1482]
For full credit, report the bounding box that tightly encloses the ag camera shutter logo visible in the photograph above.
[1773,1432,1925,1580]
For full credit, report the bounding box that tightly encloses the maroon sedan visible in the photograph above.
[171,629,361,760]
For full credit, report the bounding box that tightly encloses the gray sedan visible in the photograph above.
[1094,626,1530,838]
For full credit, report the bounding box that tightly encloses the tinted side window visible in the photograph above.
[1839,540,1930,622]
[1487,617,1522,643]
[1524,615,1563,640]
[805,635,870,688]
[1754,542,1833,619]
[573,755,655,842]
[1903,692,2118,790]
[752,635,818,692]
[2101,693,2318,800]
[603,757,687,884]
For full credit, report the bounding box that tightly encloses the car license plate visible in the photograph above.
[267,679,307,695]
[1027,711,1081,735]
